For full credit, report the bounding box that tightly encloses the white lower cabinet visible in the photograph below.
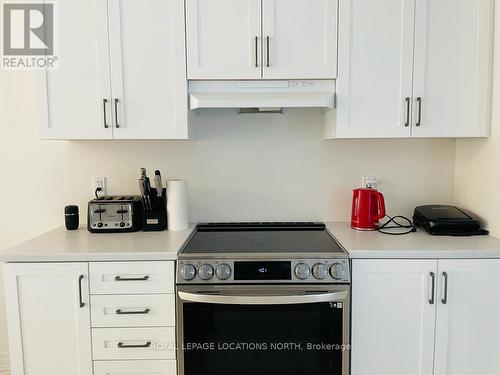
[3,261,176,375]
[352,258,500,375]
[90,261,177,371]
[434,259,500,375]
[3,263,93,375]
[94,360,177,375]
[351,259,436,375]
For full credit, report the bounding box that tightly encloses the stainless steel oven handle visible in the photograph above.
[178,291,348,305]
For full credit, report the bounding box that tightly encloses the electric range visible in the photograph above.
[175,222,350,375]
[176,222,349,284]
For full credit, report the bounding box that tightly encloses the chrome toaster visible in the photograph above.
[88,196,142,233]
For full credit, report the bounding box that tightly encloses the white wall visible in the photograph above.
[0,71,456,360]
[454,1,500,236]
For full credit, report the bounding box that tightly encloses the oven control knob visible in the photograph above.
[198,264,214,280]
[312,263,329,280]
[294,263,310,280]
[215,264,232,280]
[180,264,196,281]
[330,262,346,280]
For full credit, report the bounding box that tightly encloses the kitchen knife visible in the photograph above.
[138,178,146,210]
[154,170,163,197]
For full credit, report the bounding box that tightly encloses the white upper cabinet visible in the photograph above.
[108,0,189,139]
[412,0,494,137]
[4,263,92,375]
[434,259,500,375]
[351,259,437,375]
[38,0,112,140]
[330,0,494,139]
[185,0,338,80]
[38,0,189,140]
[185,0,262,80]
[334,0,415,138]
[262,0,337,79]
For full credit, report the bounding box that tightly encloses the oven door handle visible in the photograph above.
[178,291,348,305]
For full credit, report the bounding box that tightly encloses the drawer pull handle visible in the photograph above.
[404,97,411,127]
[114,275,150,281]
[103,99,109,128]
[116,308,150,315]
[78,275,85,308]
[416,97,422,127]
[114,98,120,128]
[442,271,448,304]
[429,272,435,305]
[255,36,259,67]
[117,341,151,349]
[266,36,270,67]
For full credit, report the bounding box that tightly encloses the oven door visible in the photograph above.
[177,284,349,375]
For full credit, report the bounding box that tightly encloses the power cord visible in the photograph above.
[377,214,417,235]
[95,187,102,198]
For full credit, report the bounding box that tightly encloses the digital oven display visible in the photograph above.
[234,261,292,280]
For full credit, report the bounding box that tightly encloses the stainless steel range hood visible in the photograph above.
[188,80,335,110]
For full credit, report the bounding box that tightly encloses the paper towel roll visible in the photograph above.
[167,179,189,231]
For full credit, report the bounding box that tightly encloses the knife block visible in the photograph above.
[141,188,167,231]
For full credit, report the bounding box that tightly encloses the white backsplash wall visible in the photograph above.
[0,77,458,236]
[0,71,456,358]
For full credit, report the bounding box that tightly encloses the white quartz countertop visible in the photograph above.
[3,222,500,262]
[0,225,195,262]
[326,222,500,259]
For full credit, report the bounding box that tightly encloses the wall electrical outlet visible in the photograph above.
[93,177,107,197]
[362,176,378,189]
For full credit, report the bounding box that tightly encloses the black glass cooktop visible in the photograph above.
[180,222,345,254]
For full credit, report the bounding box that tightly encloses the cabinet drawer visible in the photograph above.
[92,327,176,360]
[94,360,176,375]
[90,261,174,294]
[91,294,175,328]
[90,294,175,327]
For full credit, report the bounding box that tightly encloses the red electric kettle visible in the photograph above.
[351,188,386,230]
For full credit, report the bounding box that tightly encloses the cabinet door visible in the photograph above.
[37,0,112,139]
[434,259,500,375]
[4,263,92,375]
[412,0,494,137]
[351,259,437,375]
[108,0,189,139]
[334,0,415,138]
[185,0,262,79]
[262,0,337,79]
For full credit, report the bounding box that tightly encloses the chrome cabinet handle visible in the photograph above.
[442,272,448,304]
[103,99,109,128]
[405,97,410,127]
[117,342,151,349]
[429,272,435,305]
[114,98,120,128]
[116,308,150,315]
[255,36,259,67]
[178,290,348,305]
[78,275,85,308]
[114,275,150,281]
[416,97,422,127]
[266,36,270,67]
